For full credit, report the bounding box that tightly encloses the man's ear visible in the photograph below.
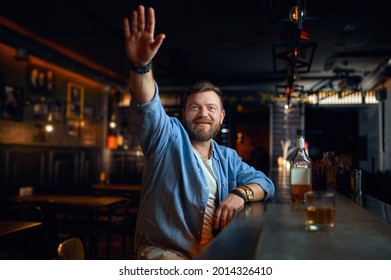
[220,109,225,124]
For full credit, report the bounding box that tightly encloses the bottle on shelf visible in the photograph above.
[99,171,108,185]
[116,129,124,149]
[289,129,313,204]
[323,151,336,188]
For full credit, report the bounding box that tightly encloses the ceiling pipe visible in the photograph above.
[361,57,391,90]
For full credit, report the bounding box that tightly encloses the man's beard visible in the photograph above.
[185,118,221,142]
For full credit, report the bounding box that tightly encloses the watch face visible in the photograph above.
[246,189,254,200]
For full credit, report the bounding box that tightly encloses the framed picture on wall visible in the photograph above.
[66,83,84,119]
[27,64,56,97]
[51,100,64,122]
[32,100,49,120]
[1,85,24,121]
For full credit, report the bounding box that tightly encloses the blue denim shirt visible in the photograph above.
[130,85,275,259]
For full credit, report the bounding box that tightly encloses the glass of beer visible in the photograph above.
[304,191,335,231]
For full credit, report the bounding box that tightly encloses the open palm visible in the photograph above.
[123,5,165,67]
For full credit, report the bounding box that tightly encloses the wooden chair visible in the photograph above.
[2,204,44,222]
[57,237,85,260]
[97,199,138,259]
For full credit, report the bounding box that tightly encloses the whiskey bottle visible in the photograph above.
[290,129,312,204]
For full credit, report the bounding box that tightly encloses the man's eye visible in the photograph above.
[189,105,199,110]
[209,106,217,111]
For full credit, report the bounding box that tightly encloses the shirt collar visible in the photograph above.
[211,140,219,160]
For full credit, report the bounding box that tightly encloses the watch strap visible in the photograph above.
[229,188,247,203]
[128,60,153,74]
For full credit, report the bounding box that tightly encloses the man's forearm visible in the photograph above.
[129,71,155,104]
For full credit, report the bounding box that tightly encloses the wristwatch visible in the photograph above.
[239,185,254,201]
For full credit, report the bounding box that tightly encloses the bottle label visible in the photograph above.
[291,168,312,185]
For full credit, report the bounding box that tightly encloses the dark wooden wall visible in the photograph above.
[109,150,144,185]
[0,145,102,195]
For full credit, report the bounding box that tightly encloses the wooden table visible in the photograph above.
[198,171,391,260]
[0,220,43,258]
[4,194,128,259]
[0,220,42,238]
[10,194,128,208]
[91,184,141,206]
[91,184,141,192]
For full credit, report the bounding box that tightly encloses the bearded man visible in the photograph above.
[124,5,275,260]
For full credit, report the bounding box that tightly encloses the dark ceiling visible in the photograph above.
[1,0,391,95]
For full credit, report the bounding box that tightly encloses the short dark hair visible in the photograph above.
[183,81,224,110]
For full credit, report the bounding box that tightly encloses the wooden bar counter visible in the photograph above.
[199,171,391,260]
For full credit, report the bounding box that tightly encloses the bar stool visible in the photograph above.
[57,237,85,260]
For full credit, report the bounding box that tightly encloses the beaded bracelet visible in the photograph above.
[128,60,153,74]
[229,188,247,203]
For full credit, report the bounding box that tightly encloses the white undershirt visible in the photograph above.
[192,146,217,248]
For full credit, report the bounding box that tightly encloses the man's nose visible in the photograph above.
[198,106,208,117]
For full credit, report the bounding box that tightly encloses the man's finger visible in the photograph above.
[214,207,222,229]
[138,5,145,32]
[151,34,166,51]
[146,7,155,34]
[131,10,138,35]
[123,18,130,37]
[219,208,228,228]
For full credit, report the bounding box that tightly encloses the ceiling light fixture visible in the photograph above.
[289,5,300,24]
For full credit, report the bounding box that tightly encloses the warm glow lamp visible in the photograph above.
[45,113,54,133]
